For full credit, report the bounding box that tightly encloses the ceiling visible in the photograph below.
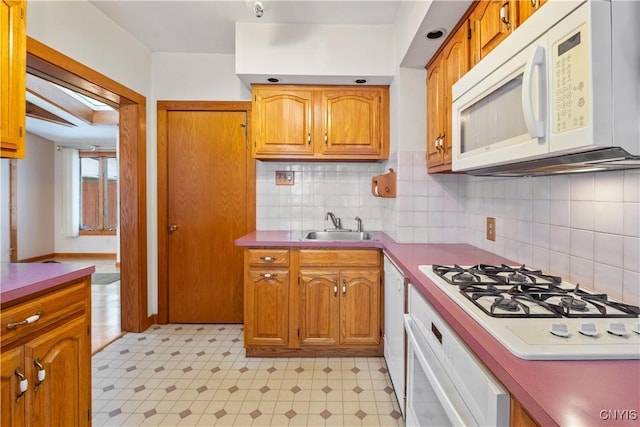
[28,1,468,150]
[89,1,404,54]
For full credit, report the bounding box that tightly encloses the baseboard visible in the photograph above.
[19,253,56,263]
[146,314,158,330]
[54,253,117,260]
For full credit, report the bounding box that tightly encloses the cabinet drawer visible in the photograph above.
[247,249,290,266]
[1,280,88,347]
[299,249,380,267]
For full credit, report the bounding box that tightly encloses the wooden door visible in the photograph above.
[24,318,89,427]
[244,268,289,346]
[320,88,383,157]
[167,110,249,323]
[442,21,470,165]
[426,55,445,169]
[1,346,25,427]
[252,87,314,157]
[298,270,340,346]
[340,270,380,345]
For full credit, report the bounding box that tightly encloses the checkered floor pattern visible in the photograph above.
[92,324,404,426]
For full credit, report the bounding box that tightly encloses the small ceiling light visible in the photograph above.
[425,28,447,40]
[267,77,280,83]
[90,145,98,151]
[354,79,367,84]
[253,1,264,18]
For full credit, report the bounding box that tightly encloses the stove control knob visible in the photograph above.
[550,323,569,338]
[607,322,627,337]
[578,322,598,337]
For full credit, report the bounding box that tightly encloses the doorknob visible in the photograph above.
[168,224,179,232]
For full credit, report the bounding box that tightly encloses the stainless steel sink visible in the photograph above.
[302,230,377,241]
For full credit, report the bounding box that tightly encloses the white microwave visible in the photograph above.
[451,0,640,176]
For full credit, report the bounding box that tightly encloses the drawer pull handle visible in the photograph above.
[333,279,338,297]
[7,311,43,330]
[259,273,278,279]
[259,256,278,262]
[34,358,46,389]
[14,368,28,402]
[342,279,347,296]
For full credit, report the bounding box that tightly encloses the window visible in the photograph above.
[79,151,117,234]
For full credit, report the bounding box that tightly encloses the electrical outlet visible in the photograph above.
[275,170,295,186]
[486,217,496,241]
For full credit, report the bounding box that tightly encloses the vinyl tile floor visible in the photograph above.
[92,324,405,427]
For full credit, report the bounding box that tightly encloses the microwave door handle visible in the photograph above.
[521,45,546,138]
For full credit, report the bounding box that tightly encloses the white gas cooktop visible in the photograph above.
[419,264,640,360]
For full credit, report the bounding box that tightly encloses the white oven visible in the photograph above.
[452,0,640,175]
[404,285,509,427]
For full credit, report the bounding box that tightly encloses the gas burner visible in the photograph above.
[454,272,476,282]
[508,272,529,284]
[490,296,530,315]
[560,296,588,311]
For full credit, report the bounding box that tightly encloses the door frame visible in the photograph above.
[27,37,149,333]
[156,101,255,324]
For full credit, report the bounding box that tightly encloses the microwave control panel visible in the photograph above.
[552,23,590,134]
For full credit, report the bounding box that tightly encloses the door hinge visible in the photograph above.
[19,126,23,137]
[467,27,472,39]
[297,329,300,337]
[87,325,91,336]
[379,96,381,103]
[21,7,24,19]
[297,276,300,285]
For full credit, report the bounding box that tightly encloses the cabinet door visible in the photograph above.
[517,0,546,26]
[25,317,90,427]
[442,21,470,165]
[1,347,25,427]
[252,87,314,157]
[426,56,445,169]
[470,0,515,65]
[320,88,385,158]
[298,270,340,346]
[0,0,26,159]
[244,269,289,347]
[340,269,381,345]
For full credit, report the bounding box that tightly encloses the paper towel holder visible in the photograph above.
[371,168,396,198]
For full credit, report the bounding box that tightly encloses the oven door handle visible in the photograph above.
[404,314,470,426]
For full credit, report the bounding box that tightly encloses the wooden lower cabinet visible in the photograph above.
[510,397,540,427]
[244,247,383,357]
[0,278,91,427]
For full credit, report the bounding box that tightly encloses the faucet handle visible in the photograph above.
[355,216,362,232]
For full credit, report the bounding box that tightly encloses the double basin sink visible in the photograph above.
[302,230,377,241]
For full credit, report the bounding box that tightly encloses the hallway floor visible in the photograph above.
[92,324,404,427]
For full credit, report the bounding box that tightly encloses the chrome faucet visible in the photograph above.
[325,212,342,230]
[355,217,362,232]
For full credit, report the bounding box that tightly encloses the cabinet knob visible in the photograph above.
[168,224,179,232]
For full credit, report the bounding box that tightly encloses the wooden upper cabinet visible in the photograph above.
[320,88,387,158]
[427,20,470,173]
[517,0,547,26]
[251,84,389,161]
[1,0,26,159]
[426,54,446,170]
[252,87,315,157]
[470,0,516,66]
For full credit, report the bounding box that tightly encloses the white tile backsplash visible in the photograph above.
[255,152,640,304]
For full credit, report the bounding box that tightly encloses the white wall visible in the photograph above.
[0,160,10,262]
[16,134,56,260]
